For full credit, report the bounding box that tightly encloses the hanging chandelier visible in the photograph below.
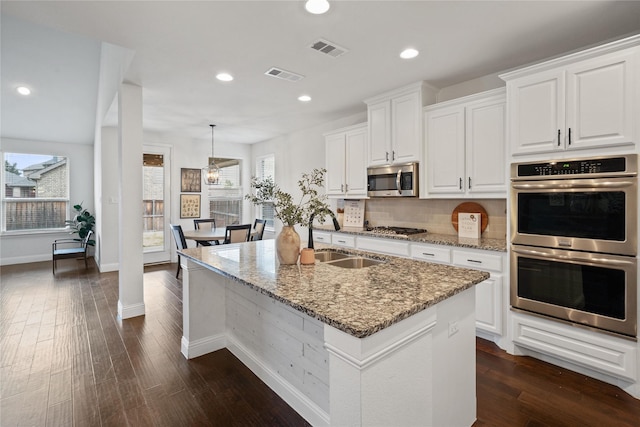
[202,124,220,185]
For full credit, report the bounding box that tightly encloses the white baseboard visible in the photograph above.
[0,253,50,266]
[117,301,145,320]
[180,334,226,359]
[98,262,119,272]
[227,334,330,427]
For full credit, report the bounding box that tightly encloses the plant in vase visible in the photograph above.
[246,168,332,264]
[65,203,96,246]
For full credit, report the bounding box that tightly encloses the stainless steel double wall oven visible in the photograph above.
[510,154,638,338]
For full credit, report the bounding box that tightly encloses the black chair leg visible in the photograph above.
[176,255,181,279]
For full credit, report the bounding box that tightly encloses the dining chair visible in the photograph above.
[223,224,252,244]
[252,219,267,241]
[193,218,218,246]
[52,230,93,274]
[170,224,187,278]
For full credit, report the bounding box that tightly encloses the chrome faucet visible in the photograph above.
[308,209,340,249]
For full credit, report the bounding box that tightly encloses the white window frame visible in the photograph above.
[255,154,275,233]
[2,152,70,234]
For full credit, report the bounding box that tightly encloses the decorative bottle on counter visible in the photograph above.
[276,226,301,264]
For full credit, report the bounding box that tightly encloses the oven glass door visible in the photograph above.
[511,177,637,255]
[511,245,637,337]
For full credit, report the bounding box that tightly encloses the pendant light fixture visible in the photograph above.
[202,124,220,185]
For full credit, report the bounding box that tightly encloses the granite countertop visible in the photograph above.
[179,240,489,339]
[314,225,507,252]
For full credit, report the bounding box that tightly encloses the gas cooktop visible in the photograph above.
[365,226,427,236]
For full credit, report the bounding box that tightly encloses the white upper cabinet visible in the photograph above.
[424,88,506,198]
[365,82,437,166]
[502,36,640,157]
[325,123,368,198]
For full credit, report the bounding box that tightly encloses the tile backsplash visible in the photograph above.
[362,198,507,239]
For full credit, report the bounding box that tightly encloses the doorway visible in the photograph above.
[143,145,171,264]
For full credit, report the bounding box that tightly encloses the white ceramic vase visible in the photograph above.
[276,225,301,264]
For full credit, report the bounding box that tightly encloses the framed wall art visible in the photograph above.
[181,168,201,193]
[180,194,201,218]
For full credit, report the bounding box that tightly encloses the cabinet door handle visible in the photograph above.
[392,151,396,161]
[422,252,435,257]
[459,178,462,190]
[345,184,348,192]
[568,127,572,145]
[337,239,346,244]
[386,152,389,162]
[468,177,472,189]
[467,259,482,264]
[557,129,561,146]
[341,184,344,192]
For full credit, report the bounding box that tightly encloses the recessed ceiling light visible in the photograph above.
[216,73,234,82]
[16,86,31,96]
[305,0,330,14]
[400,48,419,59]
[298,95,312,102]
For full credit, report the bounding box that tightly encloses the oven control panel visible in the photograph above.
[512,155,637,179]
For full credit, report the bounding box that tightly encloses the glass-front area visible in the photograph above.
[143,153,165,252]
[2,152,69,231]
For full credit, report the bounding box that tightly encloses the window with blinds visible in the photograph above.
[255,155,275,229]
[206,158,243,227]
[2,152,69,231]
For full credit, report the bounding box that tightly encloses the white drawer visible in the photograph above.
[452,250,502,273]
[410,243,451,264]
[313,231,332,244]
[331,233,356,248]
[357,237,409,257]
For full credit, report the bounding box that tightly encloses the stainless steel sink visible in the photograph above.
[314,250,352,262]
[325,257,385,269]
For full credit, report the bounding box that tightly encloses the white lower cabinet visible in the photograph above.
[357,236,410,257]
[331,233,356,248]
[312,231,332,245]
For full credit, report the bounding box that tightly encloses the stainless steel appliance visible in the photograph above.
[510,154,638,338]
[365,226,427,237]
[367,162,418,197]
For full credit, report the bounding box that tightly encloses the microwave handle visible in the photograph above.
[396,170,402,194]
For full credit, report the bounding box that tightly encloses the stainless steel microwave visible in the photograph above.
[367,162,418,197]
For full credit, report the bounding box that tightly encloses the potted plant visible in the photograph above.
[246,168,331,264]
[65,203,96,246]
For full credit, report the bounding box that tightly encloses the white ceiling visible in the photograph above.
[2,1,640,146]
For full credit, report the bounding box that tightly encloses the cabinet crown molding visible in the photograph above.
[363,80,438,106]
[323,122,367,137]
[424,87,505,112]
[500,33,640,81]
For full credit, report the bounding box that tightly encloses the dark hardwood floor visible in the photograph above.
[2,259,639,426]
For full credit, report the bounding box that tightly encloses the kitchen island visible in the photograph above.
[178,240,489,426]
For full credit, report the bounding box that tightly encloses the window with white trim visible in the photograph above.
[2,152,69,231]
[206,158,243,227]
[255,154,275,230]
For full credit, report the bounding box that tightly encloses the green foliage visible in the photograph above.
[65,203,96,245]
[4,160,20,175]
[245,168,331,227]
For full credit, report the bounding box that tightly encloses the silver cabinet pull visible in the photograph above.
[467,259,482,264]
[422,252,435,257]
[459,178,462,190]
[386,152,389,162]
[557,129,561,146]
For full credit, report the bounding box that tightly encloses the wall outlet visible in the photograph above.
[448,321,459,337]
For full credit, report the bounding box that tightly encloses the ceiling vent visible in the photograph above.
[310,38,348,58]
[264,67,305,82]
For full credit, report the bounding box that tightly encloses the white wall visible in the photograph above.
[250,111,367,243]
[0,137,94,265]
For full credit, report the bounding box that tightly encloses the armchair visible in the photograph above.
[52,230,93,274]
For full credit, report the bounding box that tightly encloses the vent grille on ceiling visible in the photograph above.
[310,38,348,58]
[264,67,305,82]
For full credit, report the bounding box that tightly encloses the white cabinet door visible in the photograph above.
[391,90,422,164]
[566,50,636,150]
[466,97,507,195]
[345,127,368,197]
[475,275,503,335]
[425,105,465,194]
[508,69,565,156]
[367,100,391,166]
[325,133,346,196]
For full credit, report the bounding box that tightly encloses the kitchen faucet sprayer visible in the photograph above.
[308,209,340,249]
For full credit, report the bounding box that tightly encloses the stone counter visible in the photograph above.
[178,239,490,338]
[315,225,508,252]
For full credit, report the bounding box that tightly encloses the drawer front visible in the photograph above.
[331,233,356,248]
[313,231,332,244]
[410,244,451,264]
[357,237,409,257]
[452,250,502,272]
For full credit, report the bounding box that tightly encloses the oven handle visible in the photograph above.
[511,179,636,190]
[512,246,637,267]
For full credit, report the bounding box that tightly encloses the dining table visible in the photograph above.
[182,228,256,245]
